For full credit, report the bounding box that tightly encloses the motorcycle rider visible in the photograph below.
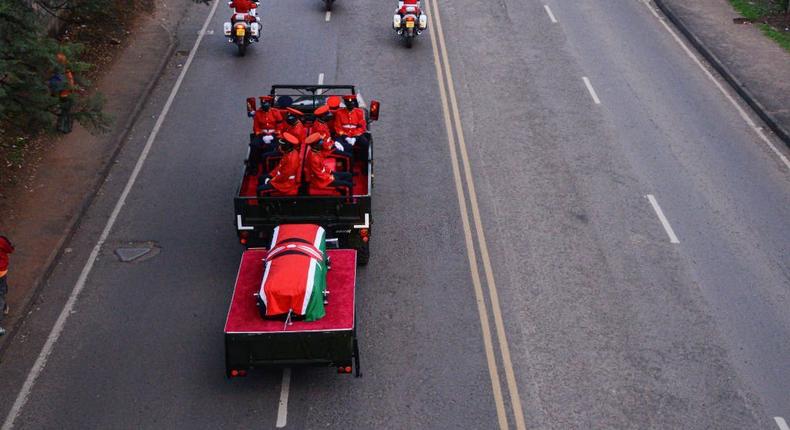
[248,96,283,174]
[333,95,369,152]
[394,0,426,32]
[257,133,302,196]
[304,133,353,194]
[229,0,261,41]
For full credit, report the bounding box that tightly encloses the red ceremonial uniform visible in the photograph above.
[268,150,302,195]
[253,109,283,135]
[305,149,334,188]
[281,121,307,143]
[309,120,333,141]
[333,108,367,137]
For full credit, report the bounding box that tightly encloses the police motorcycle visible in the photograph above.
[224,2,261,56]
[392,2,427,48]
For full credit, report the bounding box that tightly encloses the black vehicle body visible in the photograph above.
[235,85,377,265]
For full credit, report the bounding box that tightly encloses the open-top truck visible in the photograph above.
[224,225,361,377]
[235,85,379,265]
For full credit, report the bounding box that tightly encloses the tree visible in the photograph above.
[0,0,108,136]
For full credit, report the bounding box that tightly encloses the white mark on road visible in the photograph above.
[0,1,222,430]
[318,73,324,85]
[646,194,680,244]
[582,77,601,105]
[641,0,790,170]
[544,5,558,23]
[325,11,331,22]
[775,417,790,430]
[276,368,292,428]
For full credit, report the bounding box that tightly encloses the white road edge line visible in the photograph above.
[276,368,292,428]
[325,11,331,22]
[776,417,790,430]
[544,5,558,23]
[641,0,790,170]
[646,194,680,244]
[0,2,221,429]
[318,73,324,85]
[582,76,601,105]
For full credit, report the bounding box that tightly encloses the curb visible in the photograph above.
[653,0,790,148]
[0,23,178,358]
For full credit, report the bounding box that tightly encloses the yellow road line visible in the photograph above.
[422,2,509,429]
[423,1,527,429]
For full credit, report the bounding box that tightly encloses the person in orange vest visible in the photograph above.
[304,134,352,194]
[249,96,283,174]
[49,52,77,133]
[0,235,14,336]
[257,133,302,196]
[333,94,369,152]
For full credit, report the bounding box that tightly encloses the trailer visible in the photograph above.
[224,247,361,377]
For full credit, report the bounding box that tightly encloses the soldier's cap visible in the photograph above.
[326,95,341,109]
[280,132,300,145]
[306,133,323,145]
[342,94,357,102]
[314,105,330,116]
[259,95,274,103]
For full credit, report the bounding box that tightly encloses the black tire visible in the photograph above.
[237,42,247,56]
[324,0,332,12]
[357,242,369,266]
[405,36,413,49]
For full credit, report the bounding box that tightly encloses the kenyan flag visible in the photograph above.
[258,224,327,321]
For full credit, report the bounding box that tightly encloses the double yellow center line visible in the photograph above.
[422,1,526,429]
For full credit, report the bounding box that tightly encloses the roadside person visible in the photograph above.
[49,52,77,134]
[333,95,369,152]
[257,133,302,196]
[249,96,283,174]
[0,235,14,336]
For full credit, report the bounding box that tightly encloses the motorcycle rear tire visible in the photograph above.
[405,36,413,49]
[324,0,333,11]
[237,43,247,56]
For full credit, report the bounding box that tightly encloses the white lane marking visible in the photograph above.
[646,194,680,243]
[776,417,790,430]
[325,11,331,22]
[356,92,367,108]
[318,73,324,85]
[641,0,790,170]
[544,5,558,23]
[582,76,601,105]
[276,368,292,428]
[0,2,221,429]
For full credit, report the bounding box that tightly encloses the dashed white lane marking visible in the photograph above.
[325,11,331,22]
[544,5,558,23]
[646,194,680,244]
[1,1,222,430]
[318,73,324,85]
[582,76,601,104]
[776,417,790,430]
[276,368,292,428]
[641,0,790,170]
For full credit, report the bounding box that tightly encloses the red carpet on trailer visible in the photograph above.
[224,249,357,333]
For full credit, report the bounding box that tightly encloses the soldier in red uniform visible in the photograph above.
[257,133,302,196]
[280,108,307,144]
[333,95,369,152]
[248,96,283,174]
[304,134,352,194]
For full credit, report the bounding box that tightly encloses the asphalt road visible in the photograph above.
[0,0,788,429]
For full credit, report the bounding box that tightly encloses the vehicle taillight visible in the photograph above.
[231,369,239,377]
[240,231,249,245]
[360,228,369,243]
[337,366,353,374]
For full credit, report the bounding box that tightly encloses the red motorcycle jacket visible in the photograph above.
[333,108,367,137]
[230,0,257,13]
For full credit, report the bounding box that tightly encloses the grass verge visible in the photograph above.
[728,0,790,53]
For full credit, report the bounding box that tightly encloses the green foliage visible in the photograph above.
[759,23,790,52]
[0,0,109,137]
